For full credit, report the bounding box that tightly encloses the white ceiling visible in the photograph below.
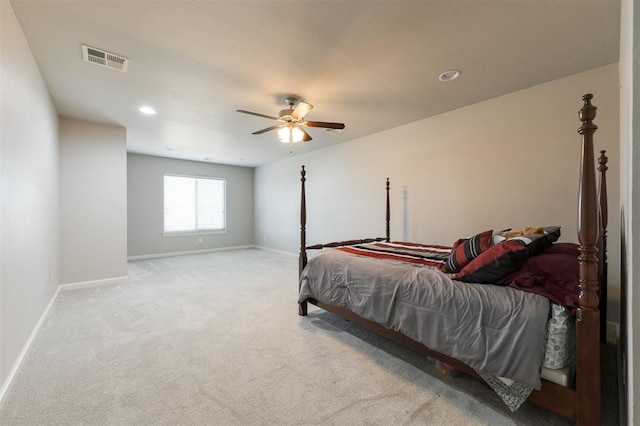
[11,0,620,167]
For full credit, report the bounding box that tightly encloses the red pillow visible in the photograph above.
[444,230,494,273]
[500,250,580,314]
[452,240,529,283]
[543,242,579,257]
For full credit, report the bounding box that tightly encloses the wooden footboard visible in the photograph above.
[297,94,607,425]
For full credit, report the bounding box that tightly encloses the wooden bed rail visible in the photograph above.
[298,172,391,270]
[306,238,388,250]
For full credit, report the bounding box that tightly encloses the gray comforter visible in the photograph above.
[299,248,550,389]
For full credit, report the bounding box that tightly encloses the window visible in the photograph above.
[163,174,226,234]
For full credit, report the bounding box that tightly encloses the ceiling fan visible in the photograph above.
[236,97,346,149]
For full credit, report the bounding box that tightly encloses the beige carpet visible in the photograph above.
[0,249,614,425]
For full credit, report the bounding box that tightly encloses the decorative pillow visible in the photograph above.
[499,248,579,314]
[506,226,561,256]
[444,229,494,273]
[543,303,576,369]
[452,240,530,283]
[544,242,578,257]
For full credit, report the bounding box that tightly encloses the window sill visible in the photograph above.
[163,229,227,237]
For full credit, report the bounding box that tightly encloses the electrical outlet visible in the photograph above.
[198,237,203,243]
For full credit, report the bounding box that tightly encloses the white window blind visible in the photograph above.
[163,175,225,233]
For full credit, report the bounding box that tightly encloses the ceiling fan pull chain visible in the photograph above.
[289,128,294,151]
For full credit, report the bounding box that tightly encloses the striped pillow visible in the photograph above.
[453,240,530,283]
[444,229,494,273]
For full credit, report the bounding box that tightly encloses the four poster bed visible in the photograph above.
[297,94,608,425]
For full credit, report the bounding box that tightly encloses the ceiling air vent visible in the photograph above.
[82,45,128,72]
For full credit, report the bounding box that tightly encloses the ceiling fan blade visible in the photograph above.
[304,121,345,130]
[236,109,279,120]
[300,127,313,142]
[252,124,283,135]
[291,102,313,120]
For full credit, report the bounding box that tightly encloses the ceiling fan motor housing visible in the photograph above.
[279,109,297,122]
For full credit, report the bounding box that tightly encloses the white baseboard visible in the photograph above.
[127,245,256,261]
[0,273,134,407]
[0,285,61,407]
[59,276,128,291]
[607,321,619,345]
[254,245,297,257]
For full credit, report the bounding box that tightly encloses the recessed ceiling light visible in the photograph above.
[438,70,461,82]
[139,106,157,115]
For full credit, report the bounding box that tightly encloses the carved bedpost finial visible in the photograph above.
[578,93,598,135]
[598,150,608,173]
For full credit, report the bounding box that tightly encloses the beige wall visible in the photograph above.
[59,118,128,285]
[127,154,255,258]
[255,64,620,322]
[0,2,59,392]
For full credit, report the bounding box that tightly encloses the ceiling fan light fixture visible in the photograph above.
[278,125,304,143]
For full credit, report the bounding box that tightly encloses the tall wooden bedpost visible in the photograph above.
[386,178,391,242]
[299,165,308,316]
[598,150,609,344]
[576,93,600,425]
